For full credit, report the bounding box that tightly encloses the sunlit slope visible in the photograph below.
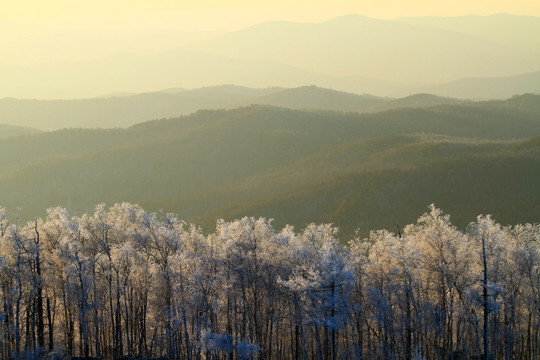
[189,14,540,84]
[0,96,538,227]
[149,134,516,223]
[196,139,540,240]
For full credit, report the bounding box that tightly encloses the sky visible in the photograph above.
[2,0,540,66]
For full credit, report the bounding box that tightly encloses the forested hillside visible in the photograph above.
[0,204,537,359]
[0,95,539,239]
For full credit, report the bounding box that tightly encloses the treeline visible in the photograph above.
[0,203,538,360]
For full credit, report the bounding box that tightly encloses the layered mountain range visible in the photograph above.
[1,94,539,239]
[1,14,539,99]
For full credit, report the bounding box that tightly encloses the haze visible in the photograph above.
[1,3,540,359]
[1,0,540,98]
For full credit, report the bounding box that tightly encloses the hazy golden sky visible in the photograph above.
[2,0,540,65]
[4,0,540,21]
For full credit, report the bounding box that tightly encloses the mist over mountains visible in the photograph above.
[0,124,41,139]
[2,8,540,360]
[0,85,466,130]
[1,14,538,99]
[397,13,540,51]
[0,13,538,239]
[189,14,540,83]
[3,83,539,131]
[409,71,540,99]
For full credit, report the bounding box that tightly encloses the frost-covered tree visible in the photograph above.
[0,203,537,360]
[405,205,473,359]
[468,215,509,360]
[280,223,354,360]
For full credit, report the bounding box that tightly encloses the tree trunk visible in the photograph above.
[34,221,45,349]
[482,235,490,360]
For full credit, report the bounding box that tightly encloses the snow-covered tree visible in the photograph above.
[0,202,537,360]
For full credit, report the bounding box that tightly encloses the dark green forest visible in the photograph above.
[0,94,539,239]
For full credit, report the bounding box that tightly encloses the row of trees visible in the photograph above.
[0,203,538,360]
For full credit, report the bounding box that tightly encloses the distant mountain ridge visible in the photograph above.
[189,14,540,84]
[1,14,539,99]
[408,71,540,99]
[397,14,540,52]
[0,86,283,130]
[5,84,536,131]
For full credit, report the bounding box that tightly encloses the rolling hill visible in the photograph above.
[0,85,465,130]
[0,85,282,130]
[195,141,540,238]
[0,95,539,240]
[0,85,470,130]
